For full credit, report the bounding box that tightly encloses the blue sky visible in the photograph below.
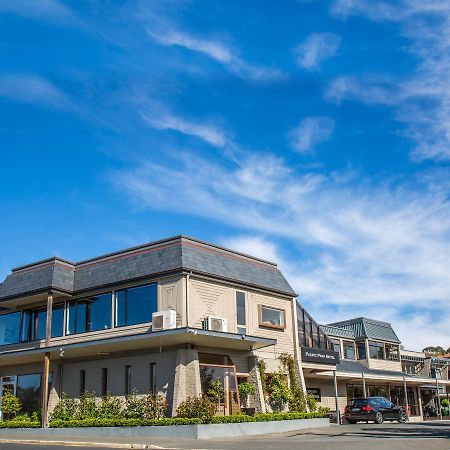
[1,0,449,351]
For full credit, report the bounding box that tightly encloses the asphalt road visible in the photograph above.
[0,421,448,450]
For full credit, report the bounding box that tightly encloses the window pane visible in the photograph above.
[385,344,399,361]
[17,373,41,415]
[76,301,87,334]
[237,326,246,335]
[330,339,341,357]
[127,284,157,326]
[236,291,246,326]
[149,363,156,395]
[66,301,76,335]
[116,284,157,327]
[343,341,355,360]
[357,342,366,359]
[260,307,285,327]
[0,312,21,345]
[20,311,32,342]
[51,304,64,338]
[369,341,385,359]
[115,290,127,327]
[86,293,112,332]
[35,309,47,340]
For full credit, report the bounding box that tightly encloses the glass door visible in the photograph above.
[0,376,17,421]
[200,364,240,415]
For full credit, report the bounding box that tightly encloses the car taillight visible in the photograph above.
[345,406,350,414]
[362,405,373,412]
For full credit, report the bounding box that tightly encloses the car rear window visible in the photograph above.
[351,399,368,406]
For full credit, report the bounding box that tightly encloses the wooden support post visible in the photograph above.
[403,375,409,419]
[41,291,53,428]
[333,370,340,424]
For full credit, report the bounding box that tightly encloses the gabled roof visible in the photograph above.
[0,236,296,301]
[326,317,401,344]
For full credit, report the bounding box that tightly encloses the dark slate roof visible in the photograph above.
[320,325,355,339]
[0,236,296,301]
[337,359,426,380]
[0,258,74,300]
[326,317,400,343]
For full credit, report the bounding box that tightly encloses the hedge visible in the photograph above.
[0,421,40,428]
[48,411,327,428]
[49,417,202,428]
[210,411,327,424]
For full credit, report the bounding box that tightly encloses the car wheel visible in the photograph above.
[348,420,357,424]
[374,412,384,424]
[397,413,408,423]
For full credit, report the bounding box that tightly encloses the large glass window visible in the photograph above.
[16,374,41,415]
[357,341,367,359]
[51,303,64,338]
[0,312,21,345]
[67,293,112,335]
[21,308,46,341]
[330,338,341,357]
[115,284,157,327]
[343,340,356,360]
[385,343,399,361]
[369,341,385,359]
[259,306,285,329]
[236,291,246,334]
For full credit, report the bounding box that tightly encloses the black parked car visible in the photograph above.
[344,397,408,424]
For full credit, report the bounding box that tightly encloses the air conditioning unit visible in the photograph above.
[202,316,228,332]
[152,310,177,331]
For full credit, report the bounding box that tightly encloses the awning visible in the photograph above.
[0,327,277,366]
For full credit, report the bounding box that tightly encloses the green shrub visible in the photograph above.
[441,398,449,408]
[99,393,123,419]
[49,394,78,422]
[48,411,327,428]
[0,421,40,428]
[1,390,21,420]
[176,396,216,422]
[288,387,307,413]
[124,389,145,418]
[31,410,42,423]
[49,417,201,428]
[208,379,225,409]
[142,394,167,420]
[306,394,318,412]
[267,371,291,411]
[76,391,98,420]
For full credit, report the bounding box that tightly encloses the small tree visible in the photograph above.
[238,382,257,409]
[49,393,78,421]
[98,393,123,419]
[124,389,145,418]
[76,391,98,420]
[208,378,225,412]
[1,390,21,421]
[142,393,167,420]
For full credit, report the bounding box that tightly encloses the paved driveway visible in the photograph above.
[0,421,448,450]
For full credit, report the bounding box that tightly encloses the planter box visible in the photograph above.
[0,418,330,440]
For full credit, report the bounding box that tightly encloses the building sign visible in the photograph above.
[301,347,340,365]
[306,388,321,401]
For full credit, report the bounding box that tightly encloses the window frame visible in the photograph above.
[258,305,286,330]
[343,340,356,360]
[368,341,386,360]
[114,282,158,328]
[149,363,156,395]
[235,291,246,334]
[125,365,131,396]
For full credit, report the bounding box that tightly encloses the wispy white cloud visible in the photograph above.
[112,149,450,330]
[0,74,71,109]
[0,0,76,25]
[288,116,335,153]
[294,32,341,70]
[148,28,284,82]
[142,111,228,148]
[329,0,450,161]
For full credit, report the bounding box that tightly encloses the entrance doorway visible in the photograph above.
[200,364,240,415]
